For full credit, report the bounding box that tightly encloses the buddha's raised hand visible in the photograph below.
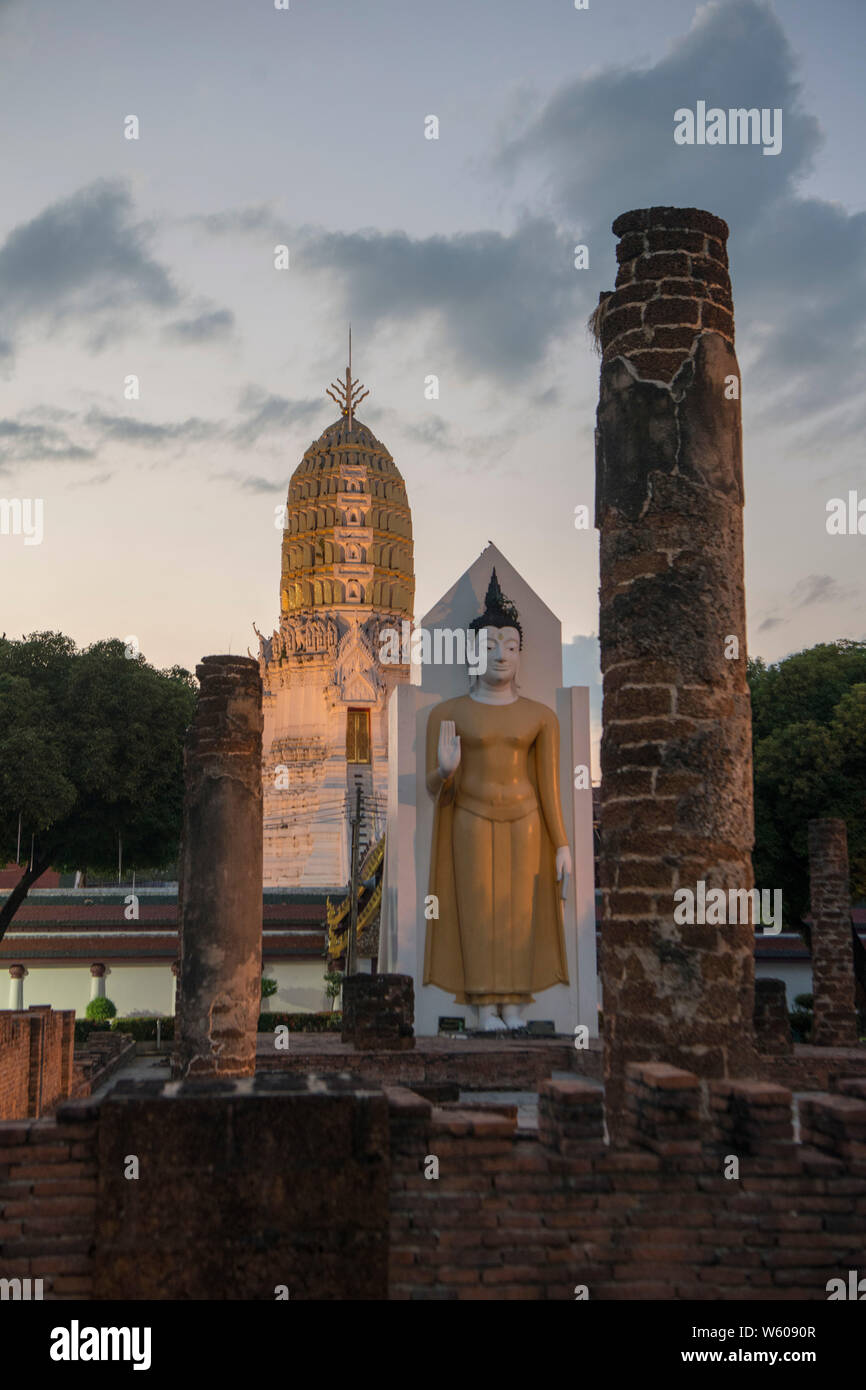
[437,719,461,778]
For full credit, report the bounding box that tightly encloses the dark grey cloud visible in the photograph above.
[164,308,235,344]
[296,217,576,382]
[366,406,524,462]
[191,205,278,237]
[0,383,330,483]
[213,470,284,494]
[397,416,454,451]
[497,0,864,435]
[757,572,856,633]
[0,181,178,358]
[191,2,857,412]
[68,471,113,490]
[83,409,219,448]
[792,573,853,608]
[231,387,323,445]
[0,417,95,465]
[196,204,576,381]
[0,182,235,370]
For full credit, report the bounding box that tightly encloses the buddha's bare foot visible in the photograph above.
[478,1005,507,1032]
[502,1004,525,1030]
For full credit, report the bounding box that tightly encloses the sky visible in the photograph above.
[1,0,864,763]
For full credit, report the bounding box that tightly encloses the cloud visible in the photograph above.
[296,217,577,382]
[496,0,864,431]
[68,471,113,489]
[231,387,324,445]
[164,308,235,344]
[757,572,856,632]
[191,205,279,237]
[213,470,285,494]
[368,407,528,462]
[0,383,330,482]
[792,573,853,608]
[0,417,95,465]
[190,2,861,415]
[0,181,178,361]
[83,409,219,448]
[397,416,455,451]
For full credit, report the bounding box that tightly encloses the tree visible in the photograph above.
[748,640,866,923]
[0,632,197,942]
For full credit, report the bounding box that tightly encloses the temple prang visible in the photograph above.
[256,362,415,890]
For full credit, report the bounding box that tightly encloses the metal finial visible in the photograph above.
[325,325,369,427]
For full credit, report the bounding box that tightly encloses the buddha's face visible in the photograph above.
[477,626,521,689]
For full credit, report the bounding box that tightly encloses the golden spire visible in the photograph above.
[325,325,370,426]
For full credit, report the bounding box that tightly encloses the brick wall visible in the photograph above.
[71,1031,136,1100]
[0,1100,98,1299]
[0,1015,30,1121]
[256,1035,582,1087]
[3,1062,865,1301]
[387,1066,866,1300]
[0,1007,76,1120]
[92,1074,390,1300]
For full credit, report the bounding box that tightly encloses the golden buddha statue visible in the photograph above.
[423,572,572,1031]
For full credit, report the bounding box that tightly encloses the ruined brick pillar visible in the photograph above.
[808,819,858,1047]
[753,978,793,1056]
[173,655,263,1079]
[595,208,756,1132]
[341,974,415,1051]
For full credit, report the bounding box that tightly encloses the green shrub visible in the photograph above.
[789,1009,812,1043]
[110,1016,175,1042]
[794,993,814,1012]
[85,996,116,1022]
[261,976,278,1003]
[74,1019,111,1044]
[258,1011,343,1033]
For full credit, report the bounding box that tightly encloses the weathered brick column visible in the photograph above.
[595,208,757,1132]
[754,978,793,1055]
[808,819,858,1047]
[173,655,263,1079]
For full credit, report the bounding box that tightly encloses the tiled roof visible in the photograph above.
[0,888,330,963]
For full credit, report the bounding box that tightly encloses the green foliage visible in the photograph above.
[85,996,117,1022]
[258,1011,343,1033]
[794,993,814,1012]
[789,1010,813,1043]
[110,1015,174,1041]
[74,1020,111,1044]
[261,976,278,1001]
[0,632,197,938]
[324,970,343,1001]
[748,642,866,922]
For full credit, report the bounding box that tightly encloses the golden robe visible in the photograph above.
[423,694,569,1004]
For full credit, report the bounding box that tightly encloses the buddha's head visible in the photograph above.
[469,569,522,693]
[475,625,521,692]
